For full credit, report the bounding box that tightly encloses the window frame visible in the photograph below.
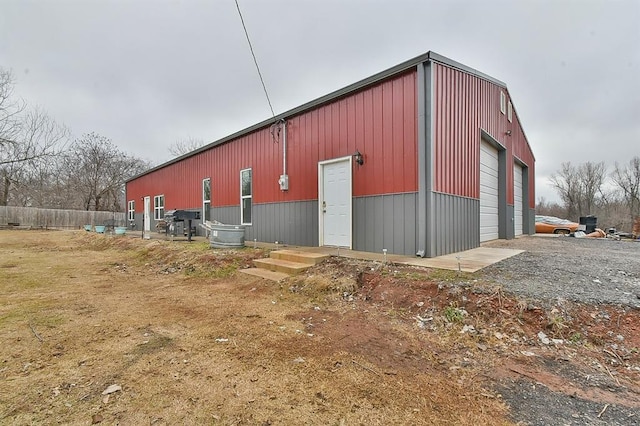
[153,195,165,220]
[240,168,252,225]
[202,178,211,222]
[127,200,135,221]
[500,91,506,114]
[507,100,513,123]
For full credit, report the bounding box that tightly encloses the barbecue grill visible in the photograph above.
[164,210,201,241]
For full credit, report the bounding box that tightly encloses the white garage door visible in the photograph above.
[480,141,499,242]
[514,163,524,236]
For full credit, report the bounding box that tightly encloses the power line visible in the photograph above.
[234,0,275,118]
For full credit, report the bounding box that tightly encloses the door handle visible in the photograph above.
[322,200,326,213]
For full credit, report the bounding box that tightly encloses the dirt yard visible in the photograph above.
[1,231,638,425]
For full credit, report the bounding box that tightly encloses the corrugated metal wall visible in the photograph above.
[432,63,535,208]
[432,193,480,256]
[210,195,418,254]
[244,201,319,246]
[353,193,417,255]
[126,71,418,212]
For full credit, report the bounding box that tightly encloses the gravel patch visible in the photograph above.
[497,379,639,426]
[481,236,640,308]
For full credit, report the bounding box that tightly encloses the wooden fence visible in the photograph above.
[0,206,126,229]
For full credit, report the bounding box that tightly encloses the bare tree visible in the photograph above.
[595,192,631,231]
[168,137,206,157]
[550,162,582,218]
[0,68,25,148]
[63,133,149,211]
[549,161,607,219]
[579,162,607,215]
[612,156,640,226]
[9,154,67,208]
[0,108,69,205]
[0,69,69,205]
[0,69,148,211]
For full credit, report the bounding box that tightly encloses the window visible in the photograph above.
[202,178,211,222]
[507,101,513,123]
[154,195,164,220]
[240,168,252,225]
[500,91,506,114]
[127,200,135,221]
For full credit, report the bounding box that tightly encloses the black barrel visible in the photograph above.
[579,216,597,234]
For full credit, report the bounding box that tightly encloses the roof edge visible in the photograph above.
[428,52,507,87]
[128,51,508,182]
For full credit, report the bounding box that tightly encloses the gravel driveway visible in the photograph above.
[479,236,640,426]
[481,236,640,308]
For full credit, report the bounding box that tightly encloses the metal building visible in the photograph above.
[125,51,535,257]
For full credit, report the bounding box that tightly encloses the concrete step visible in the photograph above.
[239,268,289,282]
[270,249,329,265]
[253,258,310,275]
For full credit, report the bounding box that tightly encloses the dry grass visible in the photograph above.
[0,230,512,425]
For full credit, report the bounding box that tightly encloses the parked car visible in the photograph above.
[535,215,580,235]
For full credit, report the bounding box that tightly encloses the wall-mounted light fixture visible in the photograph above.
[505,130,512,136]
[353,150,364,165]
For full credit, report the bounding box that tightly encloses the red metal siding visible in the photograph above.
[509,106,536,209]
[433,64,535,208]
[127,71,418,212]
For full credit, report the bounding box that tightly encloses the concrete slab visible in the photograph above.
[124,234,519,273]
[401,247,524,273]
[287,245,523,273]
[239,268,289,282]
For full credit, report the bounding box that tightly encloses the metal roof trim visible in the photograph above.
[127,51,509,182]
[427,52,507,88]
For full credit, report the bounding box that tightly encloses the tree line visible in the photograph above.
[538,159,640,232]
[0,68,149,211]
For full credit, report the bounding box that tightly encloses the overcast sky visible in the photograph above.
[1,0,639,203]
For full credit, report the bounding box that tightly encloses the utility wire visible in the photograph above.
[234,0,275,118]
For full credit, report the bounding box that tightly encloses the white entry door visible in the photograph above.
[143,196,151,238]
[513,163,524,236]
[479,141,499,242]
[319,158,352,248]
